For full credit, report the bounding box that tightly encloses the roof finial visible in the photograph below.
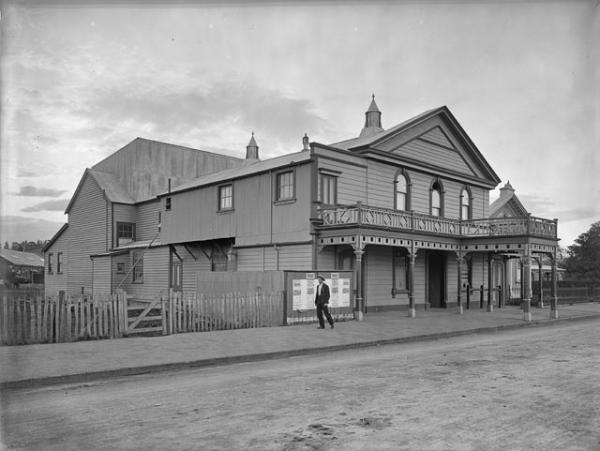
[302,133,310,151]
[246,132,259,160]
[360,94,383,137]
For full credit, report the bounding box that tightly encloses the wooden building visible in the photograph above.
[44,99,560,318]
[0,249,44,287]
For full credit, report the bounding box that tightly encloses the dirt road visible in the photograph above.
[1,320,599,450]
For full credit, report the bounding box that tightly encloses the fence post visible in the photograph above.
[161,295,167,335]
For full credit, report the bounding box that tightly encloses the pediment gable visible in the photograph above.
[340,106,501,186]
[374,119,486,180]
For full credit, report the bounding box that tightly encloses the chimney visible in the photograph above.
[302,133,310,151]
[246,132,259,160]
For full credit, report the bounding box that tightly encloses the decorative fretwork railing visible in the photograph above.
[318,203,557,239]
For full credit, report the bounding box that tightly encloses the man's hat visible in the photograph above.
[317,275,325,281]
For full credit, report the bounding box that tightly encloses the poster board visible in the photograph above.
[285,270,354,323]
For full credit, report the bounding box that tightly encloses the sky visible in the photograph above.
[0,0,598,249]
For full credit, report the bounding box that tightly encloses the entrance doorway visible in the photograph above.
[428,252,446,308]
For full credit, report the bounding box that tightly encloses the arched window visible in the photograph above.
[395,173,408,211]
[461,188,471,220]
[431,181,442,217]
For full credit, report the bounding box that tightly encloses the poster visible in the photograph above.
[291,272,351,310]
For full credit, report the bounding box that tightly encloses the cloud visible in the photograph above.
[0,215,65,243]
[21,199,69,212]
[14,186,66,197]
[73,80,330,148]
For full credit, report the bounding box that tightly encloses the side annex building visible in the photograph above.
[44,99,560,317]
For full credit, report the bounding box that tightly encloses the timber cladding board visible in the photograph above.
[162,165,311,246]
[365,161,489,219]
[64,174,108,296]
[44,225,69,297]
[318,157,367,204]
[136,200,162,241]
[92,255,112,296]
[126,246,170,299]
[366,161,398,209]
[374,116,487,180]
[365,246,399,307]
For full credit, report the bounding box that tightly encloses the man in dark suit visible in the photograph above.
[315,275,334,329]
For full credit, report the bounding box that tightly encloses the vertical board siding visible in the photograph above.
[271,165,312,243]
[162,163,312,246]
[64,175,108,296]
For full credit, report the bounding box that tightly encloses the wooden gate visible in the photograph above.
[125,297,166,336]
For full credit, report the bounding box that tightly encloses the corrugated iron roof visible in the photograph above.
[0,249,44,267]
[89,170,136,204]
[112,239,163,250]
[163,150,312,195]
[331,107,441,150]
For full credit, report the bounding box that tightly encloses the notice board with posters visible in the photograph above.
[285,270,354,324]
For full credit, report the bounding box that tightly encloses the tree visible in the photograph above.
[563,221,600,283]
[3,241,8,249]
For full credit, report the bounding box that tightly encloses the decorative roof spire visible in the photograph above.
[360,94,384,138]
[302,133,310,151]
[246,132,259,160]
[499,180,515,198]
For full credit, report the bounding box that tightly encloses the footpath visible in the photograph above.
[2,303,600,390]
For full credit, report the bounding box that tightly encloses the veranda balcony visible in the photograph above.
[318,203,557,239]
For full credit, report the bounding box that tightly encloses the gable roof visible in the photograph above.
[331,106,501,186]
[489,191,529,217]
[42,223,69,253]
[162,150,312,196]
[64,169,135,214]
[0,249,44,267]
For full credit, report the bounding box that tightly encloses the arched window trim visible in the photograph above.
[393,168,411,211]
[460,186,472,220]
[429,178,444,217]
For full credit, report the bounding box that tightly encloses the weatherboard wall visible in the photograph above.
[161,163,312,246]
[62,174,108,296]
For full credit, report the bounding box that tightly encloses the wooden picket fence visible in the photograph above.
[167,291,284,334]
[0,292,127,346]
[1,290,286,345]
